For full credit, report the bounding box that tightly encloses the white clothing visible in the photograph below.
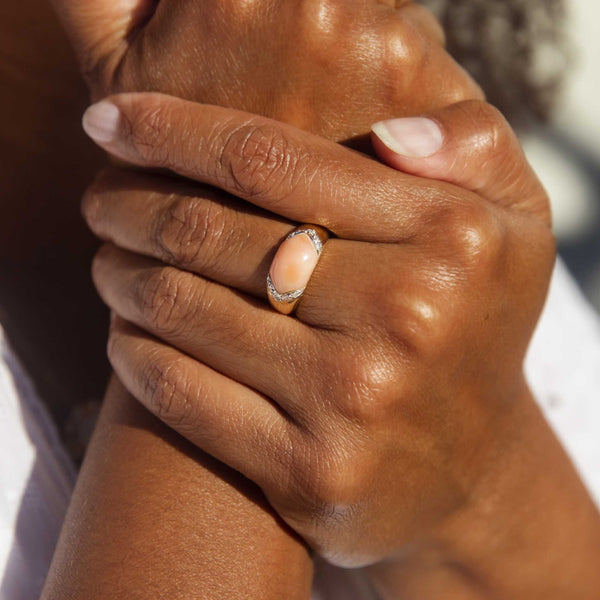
[525,259,600,506]
[0,329,75,600]
[0,257,598,599]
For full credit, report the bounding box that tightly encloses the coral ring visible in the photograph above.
[267,224,330,315]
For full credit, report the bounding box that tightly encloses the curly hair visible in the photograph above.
[419,0,568,125]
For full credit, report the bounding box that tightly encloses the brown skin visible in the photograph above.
[80,92,600,597]
[1,12,311,596]
[40,1,491,597]
[0,0,478,429]
[43,376,313,600]
[51,0,482,142]
[43,1,490,596]
[1,11,313,596]
[11,4,596,596]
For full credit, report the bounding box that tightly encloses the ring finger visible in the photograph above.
[83,168,294,299]
[84,168,394,334]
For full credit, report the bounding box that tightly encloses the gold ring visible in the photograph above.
[267,224,330,315]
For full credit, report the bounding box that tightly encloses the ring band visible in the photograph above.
[267,224,330,315]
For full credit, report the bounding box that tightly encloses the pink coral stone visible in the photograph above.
[270,232,319,294]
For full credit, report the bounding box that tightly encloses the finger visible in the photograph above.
[82,169,293,298]
[83,170,397,334]
[92,245,319,418]
[50,0,157,83]
[81,93,465,243]
[371,100,551,225]
[295,239,397,332]
[108,316,295,493]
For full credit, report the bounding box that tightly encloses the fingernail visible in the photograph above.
[82,101,121,144]
[371,117,443,158]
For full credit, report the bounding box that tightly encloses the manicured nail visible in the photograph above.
[371,117,443,158]
[82,101,121,144]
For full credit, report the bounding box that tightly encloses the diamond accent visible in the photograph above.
[267,275,305,304]
[285,228,323,255]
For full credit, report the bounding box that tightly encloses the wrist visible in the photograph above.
[367,384,600,599]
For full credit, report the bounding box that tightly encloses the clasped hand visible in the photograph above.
[81,92,554,570]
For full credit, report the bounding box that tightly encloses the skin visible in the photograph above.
[42,1,491,597]
[41,2,600,596]
[0,2,585,598]
[43,376,313,600]
[50,0,482,142]
[79,92,600,597]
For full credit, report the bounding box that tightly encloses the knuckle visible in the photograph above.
[334,351,401,425]
[127,100,173,167]
[407,3,447,46]
[153,195,231,269]
[425,200,505,279]
[374,258,459,357]
[143,356,196,428]
[218,121,301,199]
[386,284,446,355]
[403,295,452,358]
[379,13,429,73]
[447,202,505,276]
[296,1,376,79]
[137,267,194,333]
[389,203,507,356]
[300,0,346,35]
[290,442,366,524]
[459,100,510,157]
[384,27,425,76]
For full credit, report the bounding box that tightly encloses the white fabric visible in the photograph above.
[0,329,75,600]
[0,257,598,599]
[525,258,600,506]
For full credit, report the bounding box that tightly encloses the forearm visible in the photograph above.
[42,376,313,599]
[367,386,600,599]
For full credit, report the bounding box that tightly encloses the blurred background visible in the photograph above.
[522,0,600,311]
[421,0,600,311]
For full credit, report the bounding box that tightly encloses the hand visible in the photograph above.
[78,92,600,600]
[51,0,482,141]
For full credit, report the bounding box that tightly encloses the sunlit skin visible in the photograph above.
[27,0,600,598]
[51,0,482,141]
[76,91,600,597]
[40,2,490,598]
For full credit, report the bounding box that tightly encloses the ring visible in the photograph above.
[267,224,330,315]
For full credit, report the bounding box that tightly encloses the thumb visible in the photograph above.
[370,100,550,226]
[50,0,156,87]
